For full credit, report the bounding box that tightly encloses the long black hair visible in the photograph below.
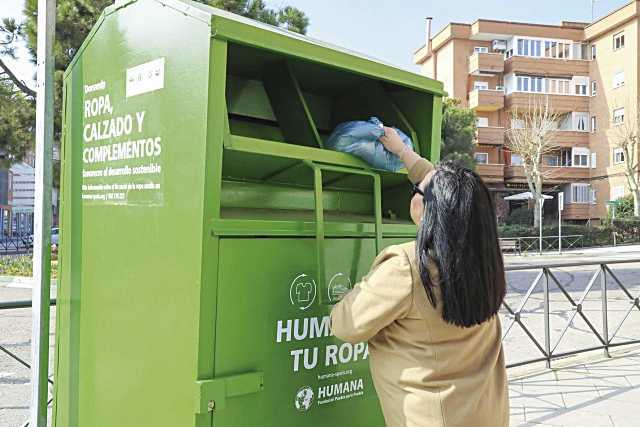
[416,161,506,328]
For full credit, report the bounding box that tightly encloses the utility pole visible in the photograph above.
[591,0,597,22]
[29,0,55,426]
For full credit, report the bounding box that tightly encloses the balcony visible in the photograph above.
[477,126,505,145]
[469,52,504,75]
[505,165,589,184]
[562,203,592,220]
[505,129,589,148]
[549,130,589,148]
[476,163,505,183]
[504,56,589,78]
[505,92,589,114]
[469,89,504,112]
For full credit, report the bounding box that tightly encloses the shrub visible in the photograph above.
[504,207,533,226]
[614,195,635,219]
[497,223,631,249]
[0,256,58,278]
[612,217,640,243]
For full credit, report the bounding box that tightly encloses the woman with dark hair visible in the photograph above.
[331,127,508,427]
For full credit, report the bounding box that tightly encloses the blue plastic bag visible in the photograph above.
[325,117,413,172]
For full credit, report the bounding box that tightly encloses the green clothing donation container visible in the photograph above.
[55,0,444,426]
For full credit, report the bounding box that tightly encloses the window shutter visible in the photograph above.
[591,153,597,168]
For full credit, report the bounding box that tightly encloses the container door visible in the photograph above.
[213,237,407,426]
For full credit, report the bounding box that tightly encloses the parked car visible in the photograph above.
[24,228,59,249]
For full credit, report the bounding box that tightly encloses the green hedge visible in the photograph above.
[503,207,533,226]
[498,220,640,249]
[0,256,58,278]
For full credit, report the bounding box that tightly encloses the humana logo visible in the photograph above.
[317,378,364,399]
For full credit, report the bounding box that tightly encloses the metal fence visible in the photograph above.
[0,299,55,427]
[0,233,33,255]
[500,235,584,254]
[502,258,640,368]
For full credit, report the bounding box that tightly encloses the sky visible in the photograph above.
[1,0,632,90]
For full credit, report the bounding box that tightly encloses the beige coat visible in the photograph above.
[330,241,508,427]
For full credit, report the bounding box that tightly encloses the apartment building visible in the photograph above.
[414,1,640,222]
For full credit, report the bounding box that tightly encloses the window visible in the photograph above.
[591,81,597,96]
[516,38,545,57]
[534,77,544,92]
[573,43,588,60]
[572,147,590,167]
[517,39,525,56]
[511,118,525,129]
[547,78,570,94]
[591,44,596,59]
[612,185,626,200]
[474,153,489,164]
[613,107,625,125]
[591,116,597,133]
[572,184,592,203]
[543,155,559,166]
[516,76,566,94]
[545,41,554,57]
[573,152,589,167]
[613,71,625,88]
[614,148,625,164]
[613,32,625,50]
[474,81,489,90]
[575,84,587,95]
[476,117,489,127]
[511,153,523,166]
[516,76,529,92]
[576,114,588,131]
[474,46,489,54]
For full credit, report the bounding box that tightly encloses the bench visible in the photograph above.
[500,238,521,255]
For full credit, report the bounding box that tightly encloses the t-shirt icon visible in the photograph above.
[296,281,313,303]
[289,274,316,310]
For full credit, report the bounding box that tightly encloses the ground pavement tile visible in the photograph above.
[509,404,526,426]
[540,365,602,407]
[584,360,635,398]
[609,412,640,427]
[525,406,615,426]
[518,370,567,414]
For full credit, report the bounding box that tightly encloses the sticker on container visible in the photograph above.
[294,386,314,412]
[126,58,165,98]
[327,273,352,303]
[290,274,316,311]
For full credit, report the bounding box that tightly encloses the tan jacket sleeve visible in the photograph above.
[330,246,413,343]
[407,157,435,184]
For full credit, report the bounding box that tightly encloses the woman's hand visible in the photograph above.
[379,126,409,156]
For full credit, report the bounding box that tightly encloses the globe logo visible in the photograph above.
[294,386,314,412]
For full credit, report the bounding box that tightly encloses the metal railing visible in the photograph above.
[2,259,640,411]
[500,234,584,253]
[502,258,640,368]
[0,299,55,427]
[0,233,33,254]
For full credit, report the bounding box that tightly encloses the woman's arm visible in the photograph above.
[330,246,413,343]
[379,127,434,184]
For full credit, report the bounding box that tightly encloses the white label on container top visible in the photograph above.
[126,58,165,98]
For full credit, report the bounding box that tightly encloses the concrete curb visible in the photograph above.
[0,275,57,288]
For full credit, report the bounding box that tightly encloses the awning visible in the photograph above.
[504,192,554,201]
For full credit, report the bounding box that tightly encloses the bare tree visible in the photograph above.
[610,102,640,216]
[506,96,560,227]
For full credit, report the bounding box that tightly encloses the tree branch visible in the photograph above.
[0,58,35,98]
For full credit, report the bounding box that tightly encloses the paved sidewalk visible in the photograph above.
[508,346,640,426]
